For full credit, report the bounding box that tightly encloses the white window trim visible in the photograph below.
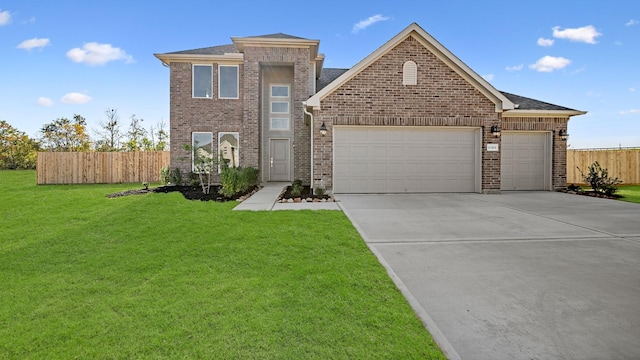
[270,84,290,98]
[271,101,289,114]
[192,64,213,99]
[218,131,240,172]
[402,61,417,86]
[218,65,239,99]
[270,117,290,131]
[191,132,213,173]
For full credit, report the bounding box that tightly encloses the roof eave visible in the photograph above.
[502,109,588,118]
[154,52,244,65]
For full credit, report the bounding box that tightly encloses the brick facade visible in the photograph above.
[169,62,245,178]
[313,36,501,192]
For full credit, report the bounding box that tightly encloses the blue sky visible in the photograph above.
[1,0,638,149]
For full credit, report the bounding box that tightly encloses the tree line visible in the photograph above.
[0,109,168,170]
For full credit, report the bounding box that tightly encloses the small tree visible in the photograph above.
[94,108,122,152]
[0,121,40,169]
[123,114,147,151]
[40,114,91,152]
[181,142,217,195]
[579,161,622,196]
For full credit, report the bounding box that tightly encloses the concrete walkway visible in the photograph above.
[233,182,341,211]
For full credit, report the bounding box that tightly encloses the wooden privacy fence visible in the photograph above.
[37,151,170,184]
[567,149,640,185]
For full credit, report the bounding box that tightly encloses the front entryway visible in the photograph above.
[269,139,290,181]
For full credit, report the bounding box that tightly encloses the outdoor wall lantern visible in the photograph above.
[319,121,327,137]
[559,129,569,141]
[490,124,501,138]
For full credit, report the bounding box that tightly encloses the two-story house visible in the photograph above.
[154,22,585,194]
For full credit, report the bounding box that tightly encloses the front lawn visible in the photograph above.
[617,185,640,204]
[0,171,445,359]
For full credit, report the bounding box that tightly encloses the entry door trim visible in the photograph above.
[269,138,291,182]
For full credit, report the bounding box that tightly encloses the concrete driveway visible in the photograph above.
[337,192,640,360]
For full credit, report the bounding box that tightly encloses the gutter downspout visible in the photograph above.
[302,102,314,194]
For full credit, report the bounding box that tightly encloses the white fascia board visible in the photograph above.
[154,53,244,65]
[502,109,588,118]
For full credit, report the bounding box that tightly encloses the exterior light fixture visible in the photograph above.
[319,121,327,136]
[490,124,501,138]
[559,129,568,141]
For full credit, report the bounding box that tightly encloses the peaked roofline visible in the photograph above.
[306,22,515,112]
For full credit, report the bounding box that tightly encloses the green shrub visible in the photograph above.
[219,166,260,197]
[291,179,304,197]
[169,167,183,186]
[187,171,200,187]
[160,167,171,185]
[579,161,622,196]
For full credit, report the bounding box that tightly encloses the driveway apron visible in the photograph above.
[338,192,640,360]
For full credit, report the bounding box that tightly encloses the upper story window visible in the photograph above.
[219,65,239,99]
[402,61,417,86]
[193,65,213,98]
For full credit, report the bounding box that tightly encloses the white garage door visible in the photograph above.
[333,127,479,193]
[501,132,551,191]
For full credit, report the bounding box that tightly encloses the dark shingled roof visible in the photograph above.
[166,43,239,56]
[244,33,310,40]
[316,68,348,92]
[500,91,578,111]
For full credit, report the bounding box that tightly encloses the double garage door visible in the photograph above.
[334,127,480,193]
[333,127,550,193]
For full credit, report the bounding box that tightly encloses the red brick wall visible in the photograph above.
[313,35,501,192]
[169,62,244,176]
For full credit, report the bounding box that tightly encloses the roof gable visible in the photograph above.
[306,23,514,112]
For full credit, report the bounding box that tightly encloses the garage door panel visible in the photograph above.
[501,132,549,191]
[334,127,478,193]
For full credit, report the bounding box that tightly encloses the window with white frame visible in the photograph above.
[219,65,239,99]
[193,65,213,98]
[269,84,290,131]
[270,118,289,130]
[218,132,239,170]
[402,61,417,85]
[271,85,289,97]
[192,132,213,172]
[271,101,289,114]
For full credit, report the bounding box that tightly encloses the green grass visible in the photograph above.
[0,171,445,359]
[617,185,640,204]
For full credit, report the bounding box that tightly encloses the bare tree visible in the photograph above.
[94,109,122,151]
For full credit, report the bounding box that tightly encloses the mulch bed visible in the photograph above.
[107,185,260,202]
[277,185,335,203]
[561,188,621,200]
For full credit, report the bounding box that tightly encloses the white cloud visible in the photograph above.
[17,38,50,50]
[552,25,602,44]
[37,97,54,106]
[530,56,571,72]
[615,40,623,46]
[352,15,390,33]
[61,93,92,104]
[66,42,134,66]
[630,87,637,92]
[537,37,554,47]
[506,64,524,72]
[626,19,638,27]
[0,9,11,26]
[482,74,494,81]
[620,109,640,115]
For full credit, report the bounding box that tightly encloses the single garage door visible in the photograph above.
[333,126,479,193]
[501,132,551,191]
